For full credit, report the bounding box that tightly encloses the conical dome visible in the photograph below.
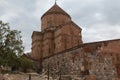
[41,3,71,31]
[41,3,71,19]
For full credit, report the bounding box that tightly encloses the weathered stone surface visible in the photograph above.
[31,3,82,60]
[42,40,120,79]
[31,2,120,80]
[85,75,96,80]
[0,73,54,80]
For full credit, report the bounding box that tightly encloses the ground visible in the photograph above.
[0,73,53,80]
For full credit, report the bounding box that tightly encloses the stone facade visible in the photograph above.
[31,3,82,63]
[31,3,120,80]
[42,40,120,80]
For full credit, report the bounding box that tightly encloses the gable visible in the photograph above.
[60,21,82,35]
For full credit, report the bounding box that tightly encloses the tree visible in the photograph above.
[19,55,33,73]
[0,20,24,67]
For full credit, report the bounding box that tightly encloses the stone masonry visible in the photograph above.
[31,2,120,80]
[42,40,120,80]
[31,3,82,69]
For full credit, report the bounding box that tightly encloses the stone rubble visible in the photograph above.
[0,73,53,80]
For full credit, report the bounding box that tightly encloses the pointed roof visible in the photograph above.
[41,3,71,19]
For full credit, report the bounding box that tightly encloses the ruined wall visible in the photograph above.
[42,39,120,80]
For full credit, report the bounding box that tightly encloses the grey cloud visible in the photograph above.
[62,0,120,26]
[82,24,120,43]
[60,0,120,44]
[0,0,120,52]
[0,0,40,52]
[101,0,120,25]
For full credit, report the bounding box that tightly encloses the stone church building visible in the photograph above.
[31,3,120,80]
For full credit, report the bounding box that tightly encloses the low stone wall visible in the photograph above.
[0,73,53,80]
[42,40,120,80]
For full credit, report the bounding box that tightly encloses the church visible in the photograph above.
[31,3,120,80]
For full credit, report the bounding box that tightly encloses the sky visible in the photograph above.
[0,0,120,52]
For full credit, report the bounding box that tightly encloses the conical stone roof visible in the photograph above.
[41,3,71,19]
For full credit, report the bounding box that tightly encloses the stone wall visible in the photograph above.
[31,3,83,60]
[42,39,120,80]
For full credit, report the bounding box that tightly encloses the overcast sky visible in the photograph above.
[0,0,120,52]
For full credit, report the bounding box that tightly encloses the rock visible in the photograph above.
[85,75,96,80]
